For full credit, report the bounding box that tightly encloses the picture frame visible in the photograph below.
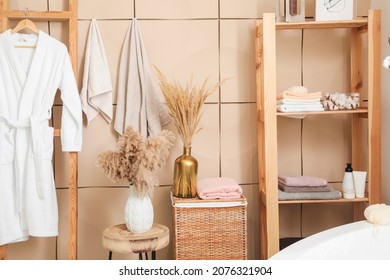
[315,0,356,21]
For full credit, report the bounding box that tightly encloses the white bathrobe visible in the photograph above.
[0,30,83,245]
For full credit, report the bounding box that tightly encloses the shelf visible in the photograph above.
[275,18,368,30]
[255,18,369,38]
[277,108,368,117]
[4,10,73,21]
[260,190,369,205]
[279,197,369,204]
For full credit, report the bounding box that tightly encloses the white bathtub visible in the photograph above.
[270,221,390,260]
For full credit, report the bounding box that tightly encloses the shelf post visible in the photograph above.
[350,17,365,221]
[255,13,280,260]
[367,9,381,206]
[0,0,8,31]
[0,0,8,261]
[67,0,78,261]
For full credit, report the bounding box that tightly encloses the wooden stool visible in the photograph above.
[102,223,169,260]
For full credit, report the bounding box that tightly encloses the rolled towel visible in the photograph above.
[278,175,328,187]
[197,177,242,200]
[364,204,390,226]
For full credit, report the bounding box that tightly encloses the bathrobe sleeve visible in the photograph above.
[59,49,83,152]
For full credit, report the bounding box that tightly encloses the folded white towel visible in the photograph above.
[277,98,321,105]
[114,18,171,138]
[277,91,322,100]
[80,19,113,124]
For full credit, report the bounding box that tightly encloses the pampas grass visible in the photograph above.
[97,127,175,197]
[155,68,220,147]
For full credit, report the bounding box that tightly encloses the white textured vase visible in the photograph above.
[124,184,154,233]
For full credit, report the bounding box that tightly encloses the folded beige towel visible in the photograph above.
[278,175,328,187]
[277,91,322,100]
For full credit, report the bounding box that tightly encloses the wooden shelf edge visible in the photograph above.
[275,17,368,30]
[261,188,369,205]
[277,108,368,116]
[4,10,72,21]
[279,197,369,204]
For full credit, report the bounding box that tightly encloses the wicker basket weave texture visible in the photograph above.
[172,197,247,260]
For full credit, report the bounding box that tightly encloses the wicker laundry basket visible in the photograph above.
[171,194,247,260]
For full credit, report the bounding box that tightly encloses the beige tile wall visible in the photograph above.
[5,0,373,260]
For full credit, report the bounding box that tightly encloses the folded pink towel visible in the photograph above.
[278,175,327,187]
[197,177,242,200]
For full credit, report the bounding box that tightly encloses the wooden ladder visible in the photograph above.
[0,0,79,260]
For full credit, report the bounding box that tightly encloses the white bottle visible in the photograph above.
[342,163,355,199]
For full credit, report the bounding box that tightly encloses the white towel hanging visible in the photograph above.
[80,19,113,124]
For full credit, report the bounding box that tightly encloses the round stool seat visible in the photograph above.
[102,223,169,256]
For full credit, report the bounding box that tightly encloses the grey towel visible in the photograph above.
[278,185,332,193]
[278,189,342,201]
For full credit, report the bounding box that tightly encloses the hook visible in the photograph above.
[24,8,28,20]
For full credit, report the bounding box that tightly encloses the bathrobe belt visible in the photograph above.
[0,114,51,212]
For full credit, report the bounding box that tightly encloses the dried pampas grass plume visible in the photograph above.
[97,126,175,197]
[155,67,223,148]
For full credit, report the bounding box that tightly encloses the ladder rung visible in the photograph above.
[4,10,73,21]
[54,128,60,137]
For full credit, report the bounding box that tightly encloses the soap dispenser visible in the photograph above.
[342,163,355,199]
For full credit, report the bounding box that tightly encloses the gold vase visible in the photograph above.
[172,146,198,198]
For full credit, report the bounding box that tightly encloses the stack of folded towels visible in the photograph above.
[277,86,324,113]
[278,175,330,192]
[278,175,342,200]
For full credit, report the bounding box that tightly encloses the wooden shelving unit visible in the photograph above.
[255,10,381,260]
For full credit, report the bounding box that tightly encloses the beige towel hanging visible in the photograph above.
[80,19,113,124]
[114,18,170,138]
